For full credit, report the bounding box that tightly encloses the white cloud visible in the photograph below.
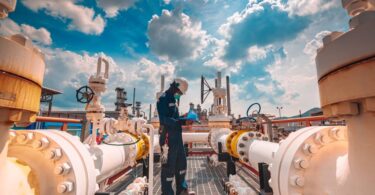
[163,0,171,5]
[203,38,228,69]
[247,46,267,63]
[147,9,209,61]
[96,0,137,18]
[303,30,331,57]
[21,24,52,45]
[22,0,105,35]
[0,18,52,45]
[286,0,339,16]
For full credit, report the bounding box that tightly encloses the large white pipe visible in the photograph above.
[87,132,140,182]
[182,132,209,143]
[247,140,279,169]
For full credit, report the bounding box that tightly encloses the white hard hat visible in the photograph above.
[174,78,188,94]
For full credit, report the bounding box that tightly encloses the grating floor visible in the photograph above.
[153,156,227,195]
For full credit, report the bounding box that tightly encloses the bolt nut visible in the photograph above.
[248,132,254,137]
[26,132,34,141]
[32,140,42,149]
[321,135,330,144]
[303,144,318,155]
[16,134,27,144]
[54,163,71,175]
[9,131,16,140]
[295,177,305,187]
[330,128,344,140]
[294,159,309,169]
[242,136,248,141]
[57,181,74,193]
[239,143,245,148]
[48,148,62,160]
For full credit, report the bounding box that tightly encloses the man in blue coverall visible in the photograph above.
[157,78,195,195]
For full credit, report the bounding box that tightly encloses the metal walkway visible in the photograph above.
[153,156,227,195]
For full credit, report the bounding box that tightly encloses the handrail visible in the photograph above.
[35,116,83,131]
[36,116,82,123]
[271,116,326,124]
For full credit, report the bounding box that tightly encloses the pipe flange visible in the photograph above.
[208,128,231,153]
[270,126,348,195]
[8,130,97,195]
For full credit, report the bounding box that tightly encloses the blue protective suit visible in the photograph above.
[157,90,188,195]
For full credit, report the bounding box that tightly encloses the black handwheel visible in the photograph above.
[76,86,94,104]
[246,103,261,117]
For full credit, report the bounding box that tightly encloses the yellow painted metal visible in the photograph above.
[128,133,150,160]
[226,130,248,158]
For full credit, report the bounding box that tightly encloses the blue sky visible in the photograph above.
[0,0,349,117]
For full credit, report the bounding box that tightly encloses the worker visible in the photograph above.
[157,78,195,195]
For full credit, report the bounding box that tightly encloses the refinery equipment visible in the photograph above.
[201,72,232,128]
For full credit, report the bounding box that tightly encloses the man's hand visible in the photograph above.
[185,120,194,126]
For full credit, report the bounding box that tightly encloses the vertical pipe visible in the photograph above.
[345,112,375,192]
[48,96,53,116]
[149,104,152,122]
[161,75,165,92]
[0,123,11,189]
[226,76,231,115]
[132,88,136,115]
[217,72,222,88]
[143,124,154,195]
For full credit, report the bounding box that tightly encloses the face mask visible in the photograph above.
[174,93,181,101]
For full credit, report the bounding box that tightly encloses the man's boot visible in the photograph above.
[180,189,196,195]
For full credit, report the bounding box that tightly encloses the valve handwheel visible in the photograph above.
[76,86,94,104]
[246,103,261,122]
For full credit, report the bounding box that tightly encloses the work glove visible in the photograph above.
[160,144,169,165]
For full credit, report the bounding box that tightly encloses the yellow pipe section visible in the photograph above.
[128,133,150,160]
[226,130,248,158]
